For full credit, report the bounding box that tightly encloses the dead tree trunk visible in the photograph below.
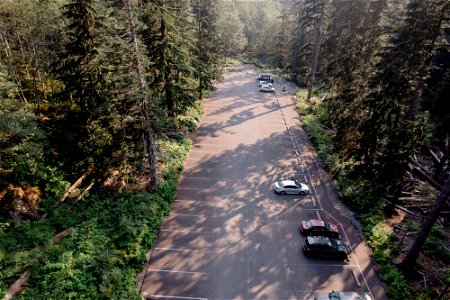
[397,173,450,274]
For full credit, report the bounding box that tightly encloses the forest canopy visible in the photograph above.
[0,0,449,299]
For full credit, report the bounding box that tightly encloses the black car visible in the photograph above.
[303,236,350,260]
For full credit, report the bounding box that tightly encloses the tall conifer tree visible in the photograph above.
[355,0,445,194]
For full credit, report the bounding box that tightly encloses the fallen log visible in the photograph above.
[67,180,95,213]
[387,201,420,216]
[41,167,93,219]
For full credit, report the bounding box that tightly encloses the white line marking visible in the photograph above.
[312,197,316,207]
[192,143,230,147]
[160,229,212,234]
[180,176,227,180]
[304,175,308,183]
[146,269,210,275]
[288,264,359,267]
[174,199,230,203]
[316,210,321,220]
[353,270,362,287]
[155,247,217,253]
[146,294,208,300]
[177,187,215,191]
[170,213,220,218]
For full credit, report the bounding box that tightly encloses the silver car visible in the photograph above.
[315,291,373,300]
[258,80,272,87]
[260,84,275,93]
[273,180,310,195]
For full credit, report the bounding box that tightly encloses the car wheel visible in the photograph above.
[299,191,306,195]
[280,191,286,195]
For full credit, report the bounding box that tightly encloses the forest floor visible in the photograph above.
[386,208,449,297]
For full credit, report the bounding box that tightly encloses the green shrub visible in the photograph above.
[380,264,414,300]
[365,222,393,264]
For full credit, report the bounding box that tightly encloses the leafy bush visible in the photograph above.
[1,132,191,298]
[380,264,414,300]
[365,222,393,264]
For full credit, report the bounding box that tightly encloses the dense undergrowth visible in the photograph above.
[295,89,419,300]
[0,107,198,299]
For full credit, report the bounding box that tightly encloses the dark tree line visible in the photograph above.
[0,0,224,193]
[272,0,450,276]
[1,0,449,282]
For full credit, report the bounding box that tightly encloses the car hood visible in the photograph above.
[299,183,309,190]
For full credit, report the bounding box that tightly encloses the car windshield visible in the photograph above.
[305,220,313,228]
[277,181,285,187]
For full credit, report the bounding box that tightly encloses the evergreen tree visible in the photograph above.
[291,0,325,86]
[191,0,224,99]
[215,1,247,57]
[143,0,197,123]
[274,2,297,70]
[321,0,387,157]
[355,0,446,194]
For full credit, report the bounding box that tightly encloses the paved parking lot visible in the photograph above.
[139,66,388,300]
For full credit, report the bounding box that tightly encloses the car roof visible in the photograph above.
[309,219,326,227]
[280,180,296,185]
[306,236,331,245]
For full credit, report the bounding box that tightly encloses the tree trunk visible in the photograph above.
[125,0,146,90]
[437,280,450,300]
[434,136,449,182]
[397,173,450,274]
[146,130,158,187]
[125,0,158,187]
[307,9,323,101]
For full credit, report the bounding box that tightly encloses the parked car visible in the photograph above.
[258,72,273,82]
[315,291,373,300]
[303,236,350,260]
[258,80,272,87]
[273,180,310,195]
[260,84,275,93]
[299,219,340,238]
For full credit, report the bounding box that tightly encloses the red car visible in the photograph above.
[299,219,340,238]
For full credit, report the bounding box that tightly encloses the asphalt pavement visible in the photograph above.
[138,65,388,300]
